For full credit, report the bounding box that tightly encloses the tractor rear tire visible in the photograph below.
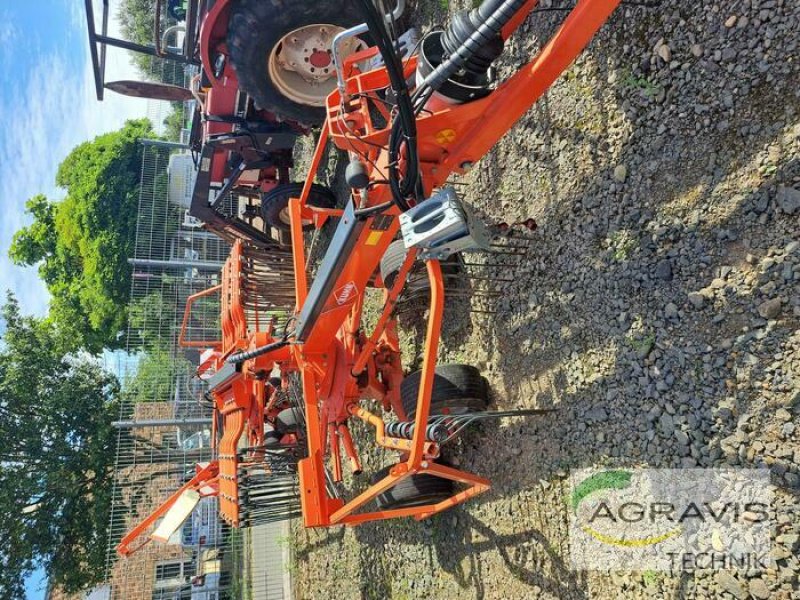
[228,0,366,125]
[372,464,454,510]
[401,364,490,419]
[261,182,336,231]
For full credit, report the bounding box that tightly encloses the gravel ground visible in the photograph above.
[292,1,800,598]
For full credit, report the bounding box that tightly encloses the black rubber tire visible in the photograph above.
[380,240,462,292]
[228,0,364,125]
[261,182,336,231]
[380,239,411,289]
[263,423,282,447]
[275,407,302,433]
[372,464,454,510]
[401,364,490,419]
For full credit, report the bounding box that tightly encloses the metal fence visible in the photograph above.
[92,5,292,593]
[102,135,290,600]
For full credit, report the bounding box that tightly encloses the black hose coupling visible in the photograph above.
[227,339,290,365]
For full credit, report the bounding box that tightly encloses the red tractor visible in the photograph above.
[84,0,383,247]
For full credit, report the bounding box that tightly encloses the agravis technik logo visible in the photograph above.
[571,470,682,547]
[568,468,772,571]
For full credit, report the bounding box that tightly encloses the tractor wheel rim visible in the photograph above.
[268,24,365,107]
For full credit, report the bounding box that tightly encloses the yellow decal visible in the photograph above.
[435,128,457,145]
[580,525,682,547]
[365,231,383,246]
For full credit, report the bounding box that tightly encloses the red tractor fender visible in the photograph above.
[199,0,233,85]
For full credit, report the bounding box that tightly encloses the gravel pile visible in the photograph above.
[293,1,799,598]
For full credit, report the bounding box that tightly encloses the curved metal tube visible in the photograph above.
[333,0,406,97]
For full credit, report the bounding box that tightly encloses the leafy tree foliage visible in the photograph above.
[9,119,154,352]
[0,295,119,597]
[163,103,187,142]
[118,0,186,85]
[124,344,192,404]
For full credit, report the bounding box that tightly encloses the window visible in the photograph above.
[153,560,195,589]
[151,588,192,600]
[155,562,182,582]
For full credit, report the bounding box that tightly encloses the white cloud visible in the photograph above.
[0,4,149,317]
[0,20,19,45]
[0,14,19,72]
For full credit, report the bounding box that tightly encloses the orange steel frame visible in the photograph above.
[277,0,621,527]
[116,0,621,553]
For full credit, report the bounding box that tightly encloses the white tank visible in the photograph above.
[168,152,198,209]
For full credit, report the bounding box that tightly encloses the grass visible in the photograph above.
[642,570,664,586]
[607,230,639,262]
[628,332,655,357]
[621,69,663,99]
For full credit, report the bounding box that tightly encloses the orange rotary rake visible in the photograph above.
[118,0,621,554]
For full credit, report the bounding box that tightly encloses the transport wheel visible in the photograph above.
[380,239,413,289]
[380,240,462,292]
[372,464,454,510]
[260,182,336,231]
[228,0,367,124]
[275,407,303,433]
[401,364,490,419]
[263,422,282,447]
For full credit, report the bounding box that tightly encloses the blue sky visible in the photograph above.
[0,0,145,321]
[0,2,147,598]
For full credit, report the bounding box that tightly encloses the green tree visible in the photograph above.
[128,290,179,347]
[9,119,154,353]
[124,344,192,404]
[117,0,186,85]
[0,294,119,597]
[163,103,186,141]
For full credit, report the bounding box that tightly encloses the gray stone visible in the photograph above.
[586,407,609,422]
[659,413,674,434]
[665,302,679,319]
[613,164,628,183]
[716,572,746,599]
[777,186,800,215]
[655,259,673,281]
[688,292,706,309]
[757,298,782,319]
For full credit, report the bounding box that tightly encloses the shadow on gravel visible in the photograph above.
[436,512,588,600]
[345,504,589,600]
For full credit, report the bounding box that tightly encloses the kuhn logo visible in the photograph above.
[334,281,357,306]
